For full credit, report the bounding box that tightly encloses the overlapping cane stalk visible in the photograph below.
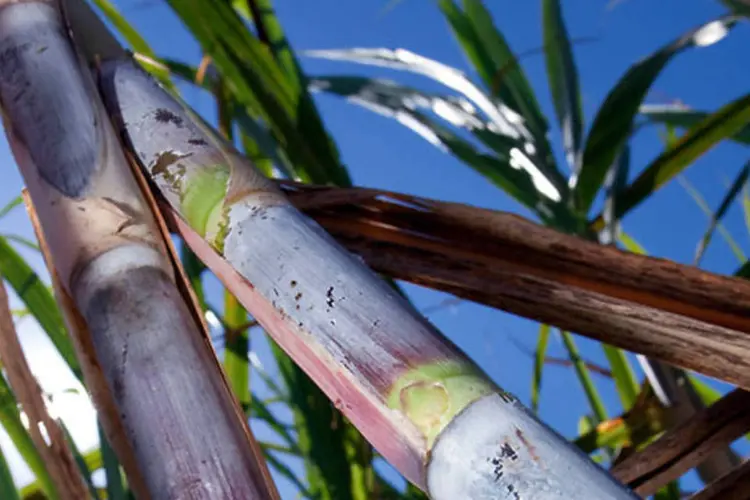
[0,1,277,498]
[60,1,637,497]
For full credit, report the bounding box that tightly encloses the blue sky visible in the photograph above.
[0,0,748,497]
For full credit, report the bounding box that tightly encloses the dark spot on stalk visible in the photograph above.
[273,288,279,297]
[295,305,300,310]
[150,151,191,178]
[153,108,183,127]
[298,321,304,328]
[295,292,302,301]
[188,138,207,146]
[507,484,520,499]
[330,319,336,326]
[498,391,517,404]
[326,286,335,308]
[290,280,297,288]
[113,377,124,399]
[489,456,504,481]
[500,442,518,461]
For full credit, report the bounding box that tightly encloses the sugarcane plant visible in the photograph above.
[137,0,750,493]
[57,0,644,498]
[0,0,748,498]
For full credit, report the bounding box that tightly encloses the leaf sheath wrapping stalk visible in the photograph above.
[98,55,636,498]
[0,2,277,498]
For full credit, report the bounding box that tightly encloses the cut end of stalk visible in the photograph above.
[387,360,494,448]
[426,394,638,499]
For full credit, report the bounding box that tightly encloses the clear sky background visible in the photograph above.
[0,0,748,497]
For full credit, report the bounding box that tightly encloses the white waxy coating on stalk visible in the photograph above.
[427,394,638,499]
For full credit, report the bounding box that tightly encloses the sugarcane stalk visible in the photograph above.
[0,1,277,498]
[68,4,636,498]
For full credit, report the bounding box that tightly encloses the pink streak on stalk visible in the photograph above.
[166,206,428,488]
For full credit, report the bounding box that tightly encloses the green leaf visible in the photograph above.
[578,16,736,212]
[654,480,681,500]
[736,259,750,278]
[0,237,81,382]
[269,340,359,500]
[0,445,20,500]
[249,396,299,453]
[686,374,722,406]
[693,163,749,265]
[721,0,750,17]
[531,323,551,413]
[0,377,58,500]
[0,196,22,220]
[560,331,608,423]
[601,145,630,245]
[308,75,567,222]
[601,345,639,410]
[612,92,750,221]
[304,48,539,153]
[577,415,606,464]
[263,450,311,498]
[245,0,304,89]
[180,243,207,310]
[542,0,584,172]
[438,0,549,137]
[573,416,630,453]
[223,291,250,411]
[99,422,126,500]
[640,105,750,146]
[677,175,746,263]
[167,0,350,186]
[88,0,174,90]
[1,235,40,253]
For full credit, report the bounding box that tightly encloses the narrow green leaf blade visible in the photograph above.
[0,237,81,381]
[560,331,608,423]
[463,0,548,135]
[89,0,174,89]
[0,377,57,500]
[693,163,749,265]
[578,17,736,211]
[99,422,126,500]
[641,105,750,145]
[0,445,20,500]
[677,175,746,263]
[269,341,356,500]
[531,323,551,413]
[736,259,750,278]
[308,75,565,219]
[167,0,350,185]
[223,292,250,411]
[614,92,750,220]
[601,346,639,410]
[0,196,22,220]
[542,0,583,171]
